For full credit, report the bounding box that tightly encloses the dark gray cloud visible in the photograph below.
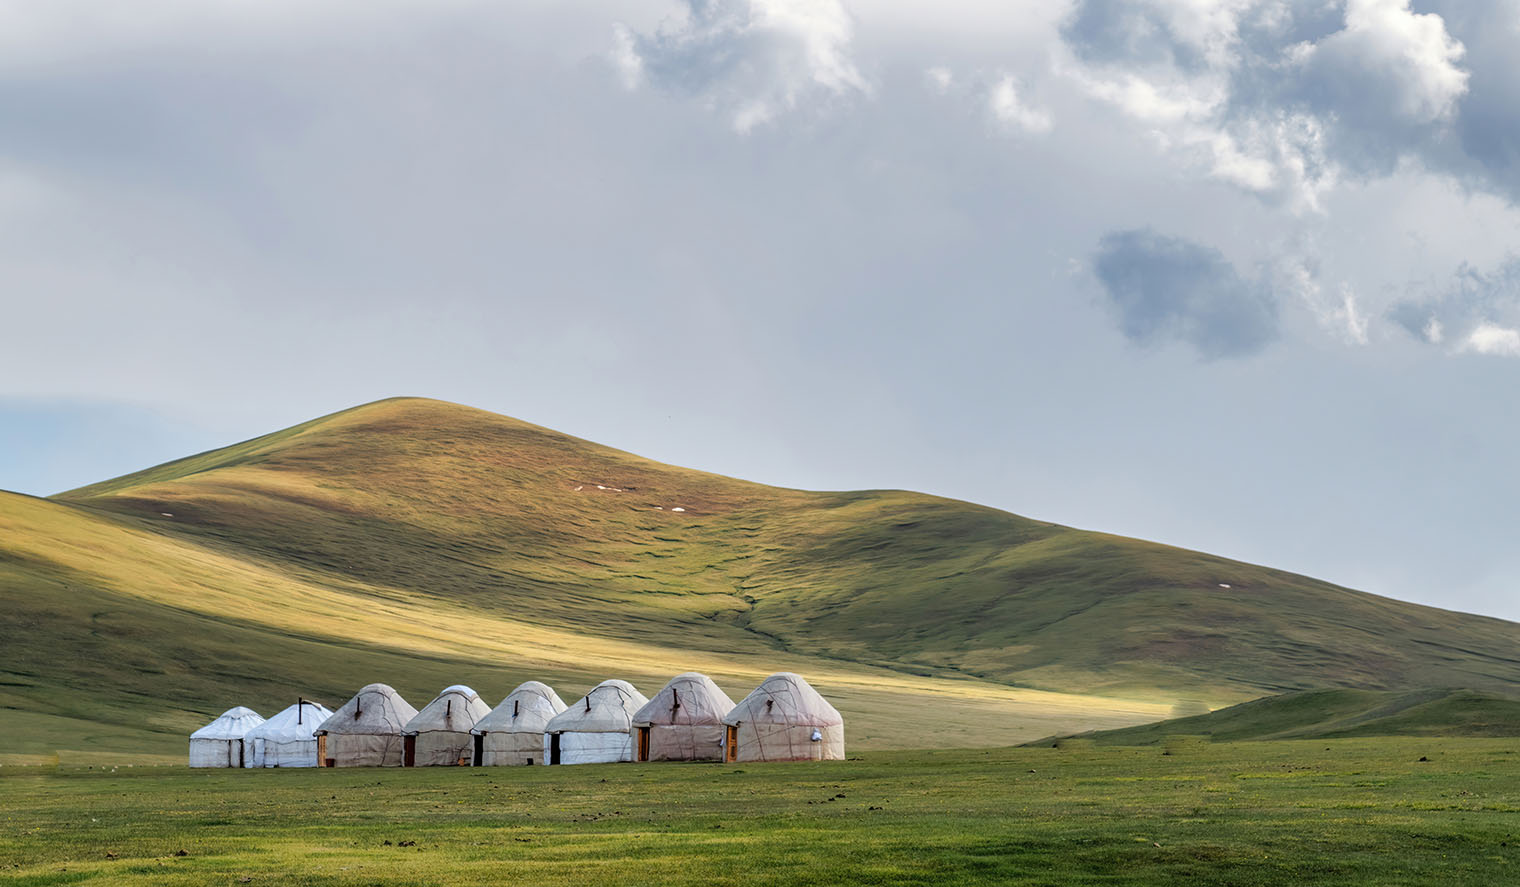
[1093,229,1278,359]
[1425,0,1520,203]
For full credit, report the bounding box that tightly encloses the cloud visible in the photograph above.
[1461,322,1520,356]
[1328,284,1370,346]
[613,0,867,132]
[919,67,1052,138]
[1059,0,1470,209]
[1274,249,1369,346]
[924,66,954,94]
[1425,0,1520,204]
[986,74,1052,134]
[1296,0,1467,126]
[1092,229,1278,359]
[1389,256,1520,355]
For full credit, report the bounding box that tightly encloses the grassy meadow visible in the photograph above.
[2,738,1517,886]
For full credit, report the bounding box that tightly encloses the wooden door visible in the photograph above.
[725,725,738,763]
[403,734,416,767]
[636,727,650,762]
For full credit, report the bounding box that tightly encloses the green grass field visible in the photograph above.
[2,738,1516,886]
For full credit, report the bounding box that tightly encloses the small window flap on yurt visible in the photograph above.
[472,681,567,766]
[630,673,736,762]
[189,706,265,768]
[543,679,649,765]
[314,683,419,767]
[401,685,492,766]
[244,700,335,768]
[722,673,844,763]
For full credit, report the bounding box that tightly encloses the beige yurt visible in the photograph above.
[245,699,335,768]
[188,706,264,768]
[631,672,735,762]
[543,679,648,765]
[402,685,491,766]
[314,683,419,767]
[472,681,567,766]
[722,673,844,762]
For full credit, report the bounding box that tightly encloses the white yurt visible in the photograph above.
[402,685,491,766]
[244,699,335,768]
[543,679,648,765]
[722,673,844,762]
[631,672,736,762]
[314,683,419,767]
[472,681,567,766]
[188,706,264,768]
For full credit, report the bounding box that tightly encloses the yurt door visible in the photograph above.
[317,734,330,767]
[403,735,416,767]
[473,734,484,767]
[636,727,650,762]
[549,733,561,765]
[725,725,738,762]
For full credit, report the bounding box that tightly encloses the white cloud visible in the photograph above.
[987,74,1052,134]
[1277,251,1369,346]
[1301,0,1468,124]
[610,24,644,90]
[1057,0,1466,212]
[924,66,954,94]
[1460,322,1520,356]
[615,0,868,133]
[1332,284,1371,345]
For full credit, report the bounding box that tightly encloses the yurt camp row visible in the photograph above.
[189,672,844,768]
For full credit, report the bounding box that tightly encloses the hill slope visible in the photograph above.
[0,487,1160,759]
[4,396,1519,757]
[1042,688,1520,745]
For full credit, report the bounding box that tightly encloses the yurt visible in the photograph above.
[314,683,419,767]
[542,679,648,765]
[721,673,844,762]
[188,706,264,768]
[631,672,735,762]
[244,699,334,768]
[472,681,567,766]
[402,685,491,766]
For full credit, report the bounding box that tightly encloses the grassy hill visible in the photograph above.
[1042,688,1520,745]
[4,396,1519,758]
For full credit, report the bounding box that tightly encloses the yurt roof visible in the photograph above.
[244,701,335,743]
[403,685,491,735]
[722,673,842,728]
[189,706,265,740]
[315,683,419,735]
[544,679,648,735]
[472,681,567,735]
[632,672,735,728]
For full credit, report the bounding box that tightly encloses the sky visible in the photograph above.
[2,0,1518,621]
